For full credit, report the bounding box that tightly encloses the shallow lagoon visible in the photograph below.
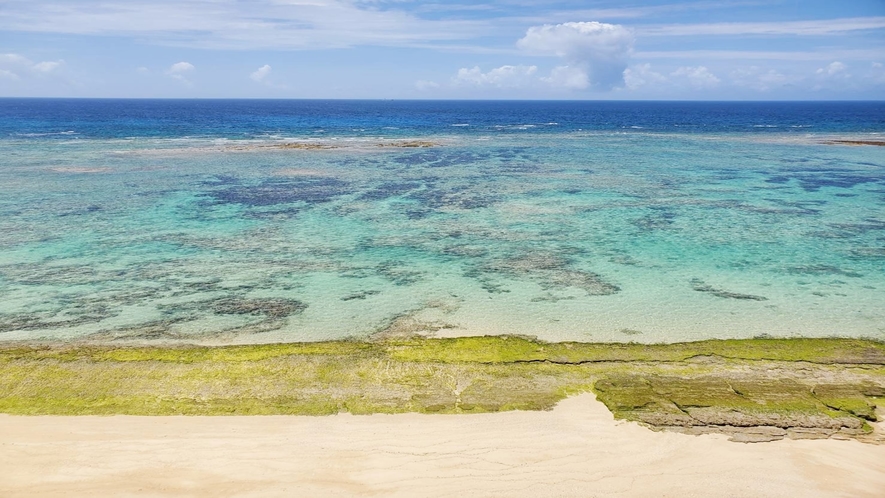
[1,100,884,343]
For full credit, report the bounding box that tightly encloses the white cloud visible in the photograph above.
[641,17,885,36]
[756,70,789,89]
[0,53,32,65]
[517,21,633,90]
[0,53,65,79]
[250,64,272,82]
[635,48,885,61]
[542,65,589,90]
[33,60,63,73]
[168,62,194,74]
[453,65,537,88]
[670,66,720,89]
[166,61,195,85]
[623,63,667,90]
[731,66,793,91]
[136,66,150,75]
[0,0,482,50]
[527,1,763,23]
[812,61,852,91]
[415,79,440,90]
[816,61,846,76]
[518,22,633,60]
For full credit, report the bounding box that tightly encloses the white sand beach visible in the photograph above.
[1,394,883,497]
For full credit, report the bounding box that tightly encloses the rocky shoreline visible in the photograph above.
[1,336,882,443]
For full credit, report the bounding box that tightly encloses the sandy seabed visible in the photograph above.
[1,394,883,498]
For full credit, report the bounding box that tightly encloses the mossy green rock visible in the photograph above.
[1,336,882,443]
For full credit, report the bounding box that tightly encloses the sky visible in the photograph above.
[1,0,884,99]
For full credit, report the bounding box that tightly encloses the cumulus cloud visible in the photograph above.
[816,61,847,76]
[166,61,195,84]
[415,80,440,91]
[0,52,65,80]
[168,61,194,74]
[670,66,720,89]
[812,61,852,90]
[248,64,288,89]
[542,65,589,90]
[518,22,633,60]
[452,65,537,88]
[517,21,633,90]
[623,63,666,90]
[33,60,62,73]
[731,66,793,91]
[250,64,272,82]
[811,61,852,91]
[0,53,32,65]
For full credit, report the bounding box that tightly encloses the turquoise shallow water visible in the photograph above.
[1,100,884,343]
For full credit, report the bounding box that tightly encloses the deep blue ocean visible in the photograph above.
[1,99,884,343]
[3,99,884,139]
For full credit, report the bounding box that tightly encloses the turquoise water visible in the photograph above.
[1,100,884,343]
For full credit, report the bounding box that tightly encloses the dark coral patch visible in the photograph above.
[690,279,767,301]
[208,177,350,207]
[210,297,308,318]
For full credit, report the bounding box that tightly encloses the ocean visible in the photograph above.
[1,99,883,343]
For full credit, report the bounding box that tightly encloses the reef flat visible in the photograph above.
[5,102,885,345]
[2,336,883,443]
[821,140,885,147]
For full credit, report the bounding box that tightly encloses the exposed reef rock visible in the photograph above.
[1,336,882,444]
[593,373,884,443]
[370,301,461,341]
[224,140,440,152]
[221,143,337,152]
[821,140,885,146]
[377,140,437,148]
[370,314,456,341]
[273,142,339,150]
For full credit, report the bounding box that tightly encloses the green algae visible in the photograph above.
[592,375,862,426]
[384,336,885,365]
[0,336,883,442]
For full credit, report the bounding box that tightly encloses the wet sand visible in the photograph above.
[1,393,883,497]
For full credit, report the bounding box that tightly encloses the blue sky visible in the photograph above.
[1,0,883,99]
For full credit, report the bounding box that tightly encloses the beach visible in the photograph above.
[1,100,884,496]
[2,393,883,497]
[3,0,885,493]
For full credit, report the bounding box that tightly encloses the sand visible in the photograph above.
[1,394,883,497]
